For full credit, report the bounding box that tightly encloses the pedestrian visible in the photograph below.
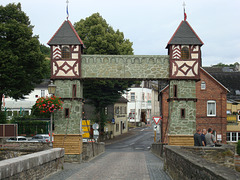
[194,129,203,146]
[205,128,216,147]
[201,129,207,146]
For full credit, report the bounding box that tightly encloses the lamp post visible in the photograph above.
[48,80,56,147]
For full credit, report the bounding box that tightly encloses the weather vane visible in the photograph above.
[66,0,69,20]
[183,1,187,21]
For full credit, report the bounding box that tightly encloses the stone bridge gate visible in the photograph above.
[48,19,203,162]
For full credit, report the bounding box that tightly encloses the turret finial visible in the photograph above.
[183,1,187,21]
[66,0,69,20]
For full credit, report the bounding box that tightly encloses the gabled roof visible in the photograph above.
[202,67,240,100]
[166,20,203,48]
[48,20,84,46]
[200,67,230,93]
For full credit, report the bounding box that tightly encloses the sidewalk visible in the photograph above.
[103,128,138,145]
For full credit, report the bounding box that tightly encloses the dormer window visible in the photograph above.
[61,46,70,59]
[181,46,189,59]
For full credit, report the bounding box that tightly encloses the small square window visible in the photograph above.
[181,109,185,119]
[65,108,69,118]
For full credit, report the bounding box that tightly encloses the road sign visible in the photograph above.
[153,116,162,125]
[93,123,99,130]
[93,130,99,136]
[154,125,157,131]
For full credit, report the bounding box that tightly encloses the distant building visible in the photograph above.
[83,96,129,138]
[3,80,50,118]
[123,81,160,126]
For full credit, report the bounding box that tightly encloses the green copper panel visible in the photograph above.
[81,55,169,79]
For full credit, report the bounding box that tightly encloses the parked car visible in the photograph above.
[28,134,53,142]
[6,136,28,142]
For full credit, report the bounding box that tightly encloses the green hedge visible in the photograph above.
[237,140,240,155]
[11,116,50,136]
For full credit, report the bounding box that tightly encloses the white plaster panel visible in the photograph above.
[73,46,79,51]
[193,46,199,51]
[191,53,198,59]
[72,53,78,59]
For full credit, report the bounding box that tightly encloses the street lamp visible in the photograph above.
[48,80,56,147]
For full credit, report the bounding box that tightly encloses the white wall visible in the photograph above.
[3,88,49,116]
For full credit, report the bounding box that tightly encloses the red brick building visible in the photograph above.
[160,67,229,144]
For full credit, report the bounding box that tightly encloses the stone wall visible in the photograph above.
[164,146,240,180]
[81,55,169,79]
[0,142,50,160]
[181,145,235,169]
[151,143,166,158]
[82,142,105,162]
[0,148,64,180]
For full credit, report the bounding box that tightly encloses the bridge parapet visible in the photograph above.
[81,55,169,79]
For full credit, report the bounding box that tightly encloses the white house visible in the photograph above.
[123,81,160,126]
[3,80,50,118]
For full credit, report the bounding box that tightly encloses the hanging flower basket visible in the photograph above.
[35,96,63,113]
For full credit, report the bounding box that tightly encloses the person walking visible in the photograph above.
[194,129,203,146]
[205,128,216,147]
[201,129,207,146]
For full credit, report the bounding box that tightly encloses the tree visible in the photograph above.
[74,13,136,131]
[0,3,48,110]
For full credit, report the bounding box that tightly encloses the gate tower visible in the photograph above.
[48,20,85,162]
[166,19,204,145]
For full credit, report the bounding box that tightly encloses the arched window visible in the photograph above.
[61,46,70,59]
[201,81,206,90]
[181,46,189,59]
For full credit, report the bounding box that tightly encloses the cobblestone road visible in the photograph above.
[45,128,171,180]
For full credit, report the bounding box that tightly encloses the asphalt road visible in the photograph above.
[45,127,171,180]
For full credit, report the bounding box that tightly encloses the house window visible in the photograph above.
[61,46,70,59]
[65,108,69,118]
[116,123,119,132]
[41,90,45,97]
[226,132,230,141]
[72,84,76,98]
[201,81,206,90]
[232,132,237,141]
[181,46,189,59]
[131,92,135,101]
[115,106,119,114]
[181,109,185,119]
[173,85,177,98]
[207,100,216,116]
[227,132,240,142]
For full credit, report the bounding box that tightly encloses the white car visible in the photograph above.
[6,136,28,142]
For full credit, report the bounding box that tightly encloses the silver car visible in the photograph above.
[28,134,52,142]
[6,136,28,142]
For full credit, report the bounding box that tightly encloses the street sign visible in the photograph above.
[92,123,99,130]
[93,130,99,136]
[153,116,162,125]
[154,125,157,131]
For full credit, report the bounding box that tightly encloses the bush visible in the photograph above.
[0,111,7,124]
[237,140,240,155]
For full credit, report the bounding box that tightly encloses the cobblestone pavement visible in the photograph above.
[45,127,171,180]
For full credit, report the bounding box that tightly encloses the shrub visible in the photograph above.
[237,140,240,155]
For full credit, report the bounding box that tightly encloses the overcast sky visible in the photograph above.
[1,0,240,66]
